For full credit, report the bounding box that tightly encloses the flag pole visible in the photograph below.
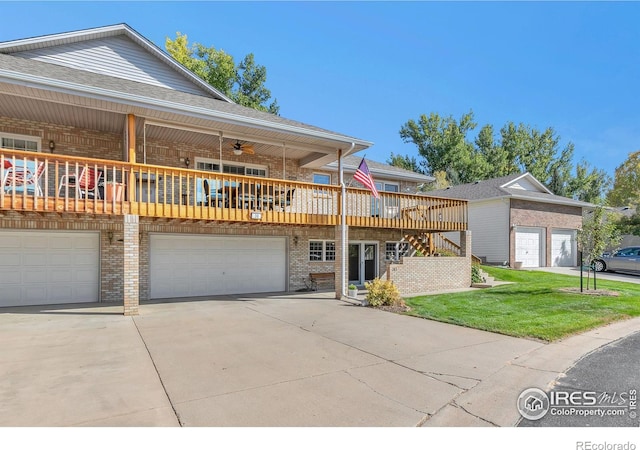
[340,143,354,299]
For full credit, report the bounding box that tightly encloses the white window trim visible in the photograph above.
[375,180,399,192]
[385,241,410,261]
[313,172,332,185]
[0,132,41,152]
[195,156,268,177]
[309,239,336,262]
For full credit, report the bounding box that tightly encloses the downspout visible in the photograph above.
[339,142,355,298]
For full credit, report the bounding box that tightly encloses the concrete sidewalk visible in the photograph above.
[532,266,640,284]
[1,292,639,427]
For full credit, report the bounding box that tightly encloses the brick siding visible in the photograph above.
[384,256,472,296]
[510,199,583,267]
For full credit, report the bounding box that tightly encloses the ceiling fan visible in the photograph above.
[231,140,254,156]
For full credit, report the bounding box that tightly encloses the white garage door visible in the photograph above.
[0,231,100,307]
[150,234,287,299]
[551,229,577,267]
[515,228,544,267]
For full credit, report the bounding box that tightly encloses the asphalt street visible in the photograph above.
[519,331,640,427]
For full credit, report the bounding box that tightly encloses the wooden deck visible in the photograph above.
[1,150,468,231]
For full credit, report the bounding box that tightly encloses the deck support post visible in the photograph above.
[335,223,348,300]
[123,214,140,315]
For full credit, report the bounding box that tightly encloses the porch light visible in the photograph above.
[48,140,55,152]
[184,157,190,168]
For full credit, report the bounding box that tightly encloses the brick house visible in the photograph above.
[431,172,592,268]
[0,24,472,313]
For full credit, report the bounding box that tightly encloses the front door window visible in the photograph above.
[348,243,378,286]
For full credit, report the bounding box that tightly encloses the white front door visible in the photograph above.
[150,234,287,299]
[551,230,576,267]
[0,231,99,307]
[515,228,544,267]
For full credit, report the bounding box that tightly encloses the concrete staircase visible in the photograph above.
[471,267,498,288]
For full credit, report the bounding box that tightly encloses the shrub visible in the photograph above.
[471,265,484,284]
[365,278,404,307]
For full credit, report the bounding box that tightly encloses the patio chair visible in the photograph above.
[236,183,258,209]
[3,161,45,196]
[58,166,102,199]
[203,179,227,207]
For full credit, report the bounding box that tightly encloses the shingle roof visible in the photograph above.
[324,155,434,182]
[430,172,594,208]
[0,51,370,147]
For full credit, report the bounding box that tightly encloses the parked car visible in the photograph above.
[593,247,640,274]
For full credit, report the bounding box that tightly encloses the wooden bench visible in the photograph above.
[306,272,335,291]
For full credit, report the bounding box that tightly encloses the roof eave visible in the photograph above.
[0,69,371,152]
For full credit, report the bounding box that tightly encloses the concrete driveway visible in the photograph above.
[1,292,639,427]
[532,266,640,284]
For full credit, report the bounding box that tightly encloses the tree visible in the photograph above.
[577,205,621,290]
[399,110,608,200]
[165,32,279,114]
[566,159,611,204]
[399,110,490,184]
[616,209,640,237]
[606,151,640,207]
[428,170,451,191]
[386,152,424,174]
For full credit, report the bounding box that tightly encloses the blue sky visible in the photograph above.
[1,1,639,178]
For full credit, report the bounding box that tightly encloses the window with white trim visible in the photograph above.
[195,157,268,177]
[375,181,399,192]
[313,173,331,185]
[385,242,411,261]
[309,240,336,261]
[0,133,40,152]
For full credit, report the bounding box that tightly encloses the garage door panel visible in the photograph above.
[150,234,286,299]
[0,231,99,307]
[515,228,543,268]
[552,230,576,267]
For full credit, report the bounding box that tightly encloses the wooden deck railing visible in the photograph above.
[1,149,467,231]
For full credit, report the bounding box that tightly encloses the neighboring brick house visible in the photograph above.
[431,172,593,268]
[0,24,471,313]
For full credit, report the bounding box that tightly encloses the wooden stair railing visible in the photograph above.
[434,233,482,264]
[403,234,430,256]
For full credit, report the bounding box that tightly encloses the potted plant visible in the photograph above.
[348,284,358,298]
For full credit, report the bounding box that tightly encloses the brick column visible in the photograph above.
[334,224,348,299]
[460,230,472,258]
[123,214,139,316]
[460,230,473,287]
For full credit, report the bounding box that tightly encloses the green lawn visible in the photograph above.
[404,267,640,342]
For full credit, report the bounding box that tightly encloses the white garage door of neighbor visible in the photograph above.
[0,231,99,307]
[150,234,287,299]
[551,230,577,267]
[515,229,543,267]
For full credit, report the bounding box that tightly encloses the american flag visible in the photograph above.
[353,157,380,198]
